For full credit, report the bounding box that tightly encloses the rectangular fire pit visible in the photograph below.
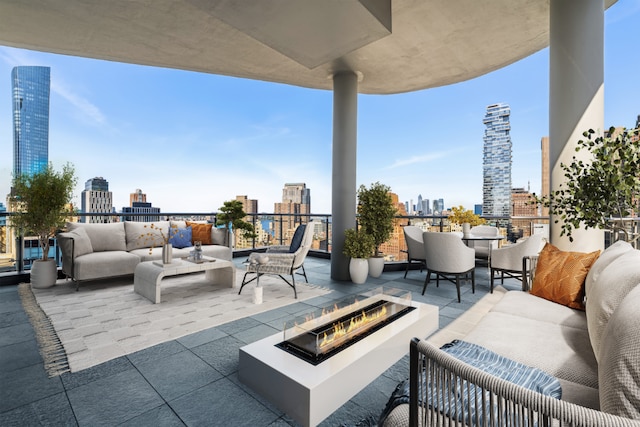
[239,288,438,427]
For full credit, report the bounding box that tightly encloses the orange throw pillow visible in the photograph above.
[186,221,213,245]
[531,243,600,310]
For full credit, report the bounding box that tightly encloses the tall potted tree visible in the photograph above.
[10,163,77,288]
[343,228,375,284]
[357,182,397,278]
[216,199,256,248]
[536,127,640,243]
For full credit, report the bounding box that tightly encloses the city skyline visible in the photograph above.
[0,2,639,214]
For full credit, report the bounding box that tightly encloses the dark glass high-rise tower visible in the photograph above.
[482,103,512,217]
[12,66,51,178]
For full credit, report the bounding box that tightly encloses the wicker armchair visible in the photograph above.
[380,338,640,427]
[239,222,316,298]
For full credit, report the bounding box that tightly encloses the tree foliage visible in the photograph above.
[357,182,397,256]
[448,205,486,226]
[216,200,256,240]
[535,127,640,241]
[11,163,77,260]
[342,228,375,259]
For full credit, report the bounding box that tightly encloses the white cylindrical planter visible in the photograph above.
[368,257,384,278]
[349,258,368,284]
[253,286,263,304]
[30,259,57,289]
[462,223,471,237]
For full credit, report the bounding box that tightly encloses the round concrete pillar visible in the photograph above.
[331,71,358,281]
[549,0,605,251]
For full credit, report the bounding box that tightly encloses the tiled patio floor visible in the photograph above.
[0,257,521,426]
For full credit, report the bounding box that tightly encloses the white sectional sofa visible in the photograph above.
[57,220,232,289]
[381,240,640,426]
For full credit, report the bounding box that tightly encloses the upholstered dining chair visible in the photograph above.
[467,225,500,259]
[403,226,426,278]
[489,233,546,292]
[239,221,316,298]
[422,232,475,303]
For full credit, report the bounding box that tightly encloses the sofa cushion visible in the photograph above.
[211,228,227,246]
[598,284,640,419]
[73,251,140,281]
[68,222,127,252]
[491,291,587,330]
[168,226,192,249]
[59,227,93,257]
[530,243,600,310]
[125,221,170,251]
[464,311,598,389]
[186,221,213,245]
[585,246,640,363]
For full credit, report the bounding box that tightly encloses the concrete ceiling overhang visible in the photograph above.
[0,0,618,95]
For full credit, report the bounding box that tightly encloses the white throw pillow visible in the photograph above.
[585,244,640,362]
[598,285,640,419]
[68,222,126,252]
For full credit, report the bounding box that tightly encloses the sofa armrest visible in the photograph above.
[404,338,640,427]
[57,232,76,280]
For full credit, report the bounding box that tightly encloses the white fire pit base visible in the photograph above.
[238,297,438,427]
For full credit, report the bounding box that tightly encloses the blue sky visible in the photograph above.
[1,1,639,215]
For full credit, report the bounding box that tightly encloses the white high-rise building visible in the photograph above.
[81,177,113,223]
[482,103,512,217]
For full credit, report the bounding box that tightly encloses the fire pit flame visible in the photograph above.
[320,306,387,348]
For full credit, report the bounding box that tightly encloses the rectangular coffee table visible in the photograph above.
[239,292,438,427]
[134,257,236,304]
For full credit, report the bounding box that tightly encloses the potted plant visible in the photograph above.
[535,127,640,243]
[216,199,256,248]
[10,162,77,288]
[343,228,375,284]
[448,205,486,236]
[357,182,397,277]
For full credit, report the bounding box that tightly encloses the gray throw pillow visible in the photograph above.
[59,227,93,257]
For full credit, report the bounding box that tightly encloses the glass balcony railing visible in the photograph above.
[1,211,634,285]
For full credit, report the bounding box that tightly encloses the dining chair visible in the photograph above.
[467,225,500,259]
[422,232,475,302]
[403,226,426,278]
[489,233,546,292]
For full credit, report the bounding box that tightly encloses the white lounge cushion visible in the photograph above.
[584,243,640,362]
[73,251,139,281]
[464,311,598,390]
[598,284,640,419]
[491,291,587,330]
[68,222,126,252]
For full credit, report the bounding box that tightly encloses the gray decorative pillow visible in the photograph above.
[68,222,127,252]
[211,228,227,246]
[58,227,93,258]
[124,221,170,251]
[598,285,640,419]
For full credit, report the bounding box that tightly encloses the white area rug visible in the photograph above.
[26,272,330,374]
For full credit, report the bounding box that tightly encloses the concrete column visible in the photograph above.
[549,0,604,251]
[331,71,358,280]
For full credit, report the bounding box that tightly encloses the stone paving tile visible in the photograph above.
[2,257,500,426]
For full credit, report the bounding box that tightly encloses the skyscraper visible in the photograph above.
[274,183,311,243]
[482,103,512,217]
[12,66,51,178]
[81,177,114,223]
[123,188,160,222]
